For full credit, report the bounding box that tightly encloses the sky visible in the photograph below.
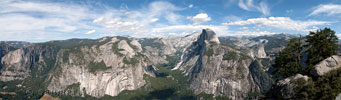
[0,0,340,42]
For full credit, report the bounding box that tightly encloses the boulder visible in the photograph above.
[269,74,309,99]
[310,55,341,76]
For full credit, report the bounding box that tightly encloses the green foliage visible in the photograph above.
[88,60,111,73]
[123,57,139,65]
[139,38,163,50]
[112,65,231,100]
[111,41,124,56]
[245,91,261,100]
[304,28,338,74]
[223,51,237,60]
[272,38,303,79]
[270,28,340,99]
[0,55,58,100]
[273,28,338,79]
[7,65,15,72]
[165,55,180,67]
[239,52,252,60]
[237,66,245,79]
[295,68,341,100]
[258,58,272,69]
[204,48,214,56]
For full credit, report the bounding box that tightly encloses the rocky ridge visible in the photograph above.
[0,29,290,99]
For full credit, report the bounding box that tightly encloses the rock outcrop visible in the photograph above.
[175,29,260,100]
[250,44,267,58]
[249,60,274,93]
[269,74,309,99]
[0,45,59,81]
[310,55,341,76]
[0,37,156,98]
[0,42,15,63]
[0,29,276,99]
[46,37,155,97]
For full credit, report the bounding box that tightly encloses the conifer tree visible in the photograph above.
[304,28,338,74]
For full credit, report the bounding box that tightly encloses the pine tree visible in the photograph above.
[304,28,338,74]
[273,38,303,79]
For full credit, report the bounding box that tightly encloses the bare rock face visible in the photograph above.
[269,74,309,99]
[175,29,260,100]
[130,40,143,52]
[250,44,267,58]
[46,37,154,98]
[0,42,15,61]
[249,60,274,93]
[199,28,220,44]
[310,55,341,76]
[0,45,58,81]
[0,29,277,99]
[0,37,156,98]
[118,40,135,57]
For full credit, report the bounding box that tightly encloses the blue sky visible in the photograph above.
[0,0,340,42]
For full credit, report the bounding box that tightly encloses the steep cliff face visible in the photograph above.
[0,44,59,81]
[174,29,260,100]
[0,37,156,98]
[249,60,274,93]
[0,29,276,99]
[0,42,15,63]
[46,37,155,97]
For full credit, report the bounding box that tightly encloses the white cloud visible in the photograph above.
[238,0,270,16]
[0,0,106,41]
[222,17,330,32]
[309,4,341,16]
[188,4,193,8]
[0,0,230,41]
[151,25,230,37]
[233,30,277,36]
[187,13,212,25]
[86,30,96,34]
[91,1,186,36]
[150,18,159,23]
[93,17,104,23]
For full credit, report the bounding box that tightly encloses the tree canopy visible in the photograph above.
[272,28,338,79]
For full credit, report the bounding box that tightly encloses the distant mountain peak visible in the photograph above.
[199,28,220,44]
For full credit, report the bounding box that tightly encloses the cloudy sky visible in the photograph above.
[1,0,340,42]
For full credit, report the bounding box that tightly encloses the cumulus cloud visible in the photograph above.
[92,1,186,36]
[0,0,105,41]
[309,4,341,16]
[187,13,212,25]
[222,17,330,32]
[0,0,230,41]
[238,0,270,16]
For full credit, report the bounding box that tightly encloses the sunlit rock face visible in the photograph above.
[310,55,341,77]
[175,29,262,100]
[0,37,156,98]
[0,29,279,99]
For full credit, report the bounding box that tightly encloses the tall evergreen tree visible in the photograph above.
[304,28,338,74]
[273,38,303,79]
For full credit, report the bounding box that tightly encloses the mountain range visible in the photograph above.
[1,29,338,100]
